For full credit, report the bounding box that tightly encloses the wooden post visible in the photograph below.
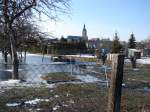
[107,54,125,112]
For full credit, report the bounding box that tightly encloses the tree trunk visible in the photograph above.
[9,24,19,79]
[24,48,27,63]
[20,48,23,62]
[3,0,19,79]
[4,50,8,64]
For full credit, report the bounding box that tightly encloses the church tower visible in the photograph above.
[82,24,88,41]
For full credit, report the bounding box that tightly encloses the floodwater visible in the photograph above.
[0,53,73,82]
[0,53,108,83]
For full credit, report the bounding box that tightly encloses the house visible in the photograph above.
[128,49,141,59]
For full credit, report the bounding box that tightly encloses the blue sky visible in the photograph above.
[39,0,150,41]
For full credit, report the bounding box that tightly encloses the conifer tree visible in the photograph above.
[128,33,136,49]
[112,33,122,53]
[128,33,137,69]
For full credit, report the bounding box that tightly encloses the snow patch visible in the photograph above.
[122,83,126,87]
[54,95,59,98]
[26,53,50,58]
[0,80,20,85]
[0,80,55,94]
[66,54,96,58]
[25,98,49,105]
[6,103,21,107]
[133,68,140,71]
[3,69,23,72]
[76,75,102,83]
[125,57,150,64]
[137,58,150,64]
[53,105,60,111]
[6,98,50,107]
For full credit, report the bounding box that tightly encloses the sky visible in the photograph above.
[38,0,150,41]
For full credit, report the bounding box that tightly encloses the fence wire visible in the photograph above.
[0,60,150,112]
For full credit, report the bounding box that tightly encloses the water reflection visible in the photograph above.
[0,64,12,81]
[0,53,77,82]
[19,63,72,82]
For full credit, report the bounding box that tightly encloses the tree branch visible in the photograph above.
[11,4,34,23]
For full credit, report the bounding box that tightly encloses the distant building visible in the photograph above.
[67,36,82,43]
[67,24,88,43]
[136,42,145,50]
[40,38,59,45]
[99,38,112,52]
[136,41,150,57]
[128,49,141,59]
[87,38,100,49]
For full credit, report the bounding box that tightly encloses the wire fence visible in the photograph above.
[0,60,150,112]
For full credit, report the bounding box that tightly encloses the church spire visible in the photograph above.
[82,24,88,41]
[83,24,86,29]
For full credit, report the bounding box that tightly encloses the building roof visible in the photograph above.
[67,36,81,40]
[88,38,100,41]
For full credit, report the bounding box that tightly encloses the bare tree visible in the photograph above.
[0,0,70,79]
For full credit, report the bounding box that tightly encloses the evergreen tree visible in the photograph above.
[128,33,137,69]
[112,33,122,53]
[128,33,136,49]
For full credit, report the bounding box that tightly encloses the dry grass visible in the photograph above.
[123,63,150,88]
[0,83,149,112]
[41,72,78,83]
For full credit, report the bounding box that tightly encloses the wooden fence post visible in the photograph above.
[107,54,125,112]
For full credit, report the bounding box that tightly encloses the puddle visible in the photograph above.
[143,87,150,92]
[0,70,12,81]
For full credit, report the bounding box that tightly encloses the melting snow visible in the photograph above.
[0,80,20,85]
[137,57,150,64]
[0,80,55,94]
[26,53,50,58]
[76,75,102,83]
[6,98,50,107]
[66,54,96,58]
[53,105,60,111]
[54,95,59,98]
[25,98,49,105]
[125,57,150,64]
[6,103,21,107]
